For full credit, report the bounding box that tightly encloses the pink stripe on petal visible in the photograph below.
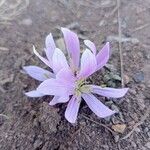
[65,96,81,123]
[61,27,80,69]
[84,40,96,55]
[78,49,97,79]
[23,66,54,81]
[25,90,45,97]
[33,45,52,68]
[82,94,116,118]
[45,33,56,61]
[52,48,69,73]
[49,95,70,106]
[90,85,129,98]
[96,42,110,70]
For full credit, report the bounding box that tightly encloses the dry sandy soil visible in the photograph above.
[0,0,150,149]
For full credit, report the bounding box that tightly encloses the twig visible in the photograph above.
[106,5,119,18]
[120,109,150,141]
[131,23,150,33]
[70,126,84,142]
[0,47,9,51]
[81,114,116,135]
[117,0,124,87]
[0,114,9,119]
[107,36,139,44]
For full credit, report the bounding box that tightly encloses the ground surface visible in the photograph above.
[0,0,150,150]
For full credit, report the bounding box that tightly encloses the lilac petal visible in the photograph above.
[37,79,73,96]
[90,85,129,98]
[56,67,76,84]
[33,45,52,68]
[78,49,97,79]
[25,90,45,97]
[96,42,110,70]
[61,27,80,69]
[49,95,69,106]
[52,48,69,73]
[65,96,81,123]
[82,94,116,118]
[45,33,56,61]
[84,40,96,55]
[23,66,54,81]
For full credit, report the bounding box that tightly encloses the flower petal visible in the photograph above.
[84,40,96,55]
[82,94,116,118]
[96,42,110,70]
[78,49,97,79]
[37,79,73,96]
[45,33,56,61]
[49,95,70,106]
[33,45,52,68]
[65,96,81,123]
[23,66,54,81]
[25,90,45,97]
[52,48,69,73]
[61,27,80,69]
[90,85,129,98]
[56,67,75,84]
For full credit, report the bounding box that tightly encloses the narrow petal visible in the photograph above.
[65,96,81,123]
[45,33,56,61]
[33,45,52,68]
[49,95,69,106]
[82,94,115,118]
[25,90,45,97]
[37,79,73,96]
[78,49,97,79]
[84,40,96,55]
[23,66,54,81]
[61,27,80,68]
[96,42,110,70]
[90,85,129,98]
[52,48,69,73]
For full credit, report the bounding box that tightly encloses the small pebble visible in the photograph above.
[133,72,144,83]
[33,139,43,149]
[129,89,137,95]
[114,135,120,143]
[20,18,33,26]
[144,127,149,132]
[124,74,130,84]
[135,127,141,133]
[99,20,106,26]
[145,142,150,149]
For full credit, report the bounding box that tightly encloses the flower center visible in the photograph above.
[74,79,91,96]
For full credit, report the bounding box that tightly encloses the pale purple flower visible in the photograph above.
[24,28,128,123]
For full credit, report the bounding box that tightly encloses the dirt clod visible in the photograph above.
[112,124,126,133]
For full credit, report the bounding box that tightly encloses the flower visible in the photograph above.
[24,28,128,123]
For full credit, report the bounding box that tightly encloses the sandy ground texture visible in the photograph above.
[0,0,150,149]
